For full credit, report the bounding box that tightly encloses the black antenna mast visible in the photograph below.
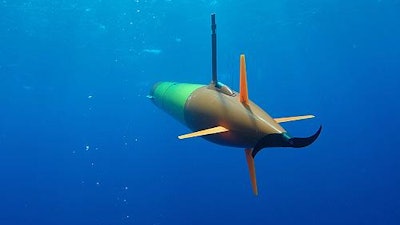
[211,13,217,86]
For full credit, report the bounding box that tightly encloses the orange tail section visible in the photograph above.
[245,148,258,196]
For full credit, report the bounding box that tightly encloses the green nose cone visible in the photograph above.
[149,82,204,124]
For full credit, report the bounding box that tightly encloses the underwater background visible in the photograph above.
[1,0,399,224]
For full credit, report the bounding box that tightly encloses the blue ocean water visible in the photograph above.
[1,0,399,224]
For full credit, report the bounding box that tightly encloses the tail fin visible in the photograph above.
[239,54,249,104]
[245,148,258,196]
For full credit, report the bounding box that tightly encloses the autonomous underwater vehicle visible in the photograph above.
[148,14,322,195]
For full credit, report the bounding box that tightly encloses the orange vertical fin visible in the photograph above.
[239,54,249,104]
[245,148,258,196]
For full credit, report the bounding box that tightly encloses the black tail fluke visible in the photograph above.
[252,126,322,158]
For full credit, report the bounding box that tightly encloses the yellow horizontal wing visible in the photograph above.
[274,115,315,123]
[178,126,229,139]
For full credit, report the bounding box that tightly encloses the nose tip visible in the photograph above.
[148,82,161,99]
